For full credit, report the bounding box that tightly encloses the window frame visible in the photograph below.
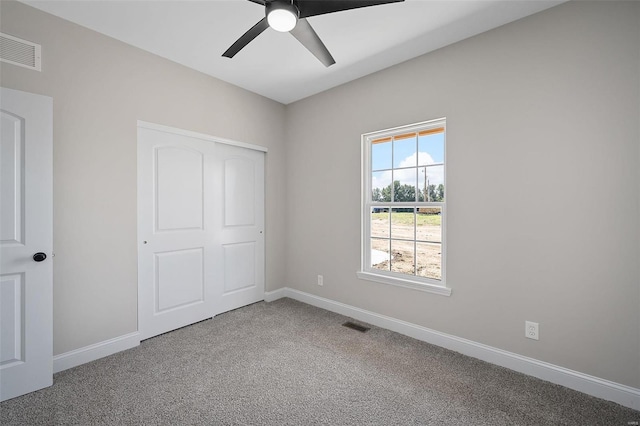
[357,118,451,296]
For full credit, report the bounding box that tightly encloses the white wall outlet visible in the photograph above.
[317,275,323,286]
[525,321,539,340]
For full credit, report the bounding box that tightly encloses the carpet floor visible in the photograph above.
[1,298,638,425]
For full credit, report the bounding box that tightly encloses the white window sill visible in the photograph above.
[356,271,452,296]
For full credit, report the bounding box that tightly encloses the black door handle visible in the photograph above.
[33,252,47,262]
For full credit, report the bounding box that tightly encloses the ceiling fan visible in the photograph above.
[222,0,405,67]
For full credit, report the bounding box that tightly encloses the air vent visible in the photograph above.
[342,321,370,333]
[0,33,41,71]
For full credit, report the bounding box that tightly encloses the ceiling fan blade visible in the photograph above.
[222,17,269,58]
[297,0,404,18]
[247,0,266,5]
[290,18,335,67]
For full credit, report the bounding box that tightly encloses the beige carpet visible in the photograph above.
[1,298,638,425]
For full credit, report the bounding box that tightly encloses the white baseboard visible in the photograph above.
[264,287,287,302]
[53,332,140,374]
[265,287,640,411]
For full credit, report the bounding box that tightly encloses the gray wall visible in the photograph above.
[0,1,287,355]
[285,1,640,388]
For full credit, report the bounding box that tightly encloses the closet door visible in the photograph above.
[137,123,266,340]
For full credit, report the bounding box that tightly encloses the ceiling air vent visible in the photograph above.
[0,32,41,71]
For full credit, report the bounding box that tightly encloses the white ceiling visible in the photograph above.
[23,0,563,104]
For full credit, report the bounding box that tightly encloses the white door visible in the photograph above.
[0,88,53,401]
[215,143,265,313]
[138,123,265,340]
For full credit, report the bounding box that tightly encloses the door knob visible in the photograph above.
[33,252,47,262]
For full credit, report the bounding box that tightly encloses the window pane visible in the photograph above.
[372,171,391,202]
[419,165,444,202]
[391,208,414,240]
[371,238,390,271]
[393,168,417,202]
[416,207,441,243]
[391,239,415,275]
[418,132,444,165]
[372,140,392,171]
[416,242,441,280]
[371,208,390,238]
[393,135,417,168]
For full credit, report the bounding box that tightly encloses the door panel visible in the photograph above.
[223,242,256,293]
[155,146,203,232]
[0,274,24,365]
[0,111,23,244]
[224,157,255,227]
[155,248,204,312]
[0,88,53,402]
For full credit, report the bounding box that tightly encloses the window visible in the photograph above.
[358,118,450,296]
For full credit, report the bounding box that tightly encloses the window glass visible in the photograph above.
[393,169,417,202]
[371,208,390,238]
[372,140,392,171]
[391,239,415,275]
[371,238,390,271]
[416,207,441,243]
[371,171,392,202]
[418,132,444,165]
[419,165,444,202]
[393,135,417,169]
[416,242,442,280]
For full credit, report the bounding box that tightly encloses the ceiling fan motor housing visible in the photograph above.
[266,0,300,32]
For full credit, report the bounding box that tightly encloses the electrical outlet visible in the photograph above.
[317,275,323,286]
[525,321,539,340]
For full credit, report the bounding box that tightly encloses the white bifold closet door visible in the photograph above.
[137,123,265,340]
